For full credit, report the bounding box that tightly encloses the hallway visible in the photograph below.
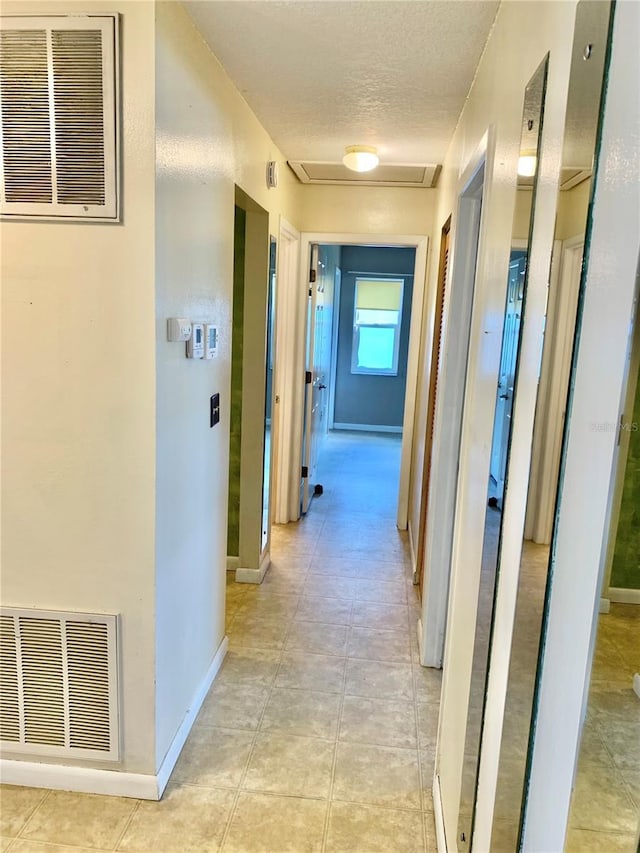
[0,432,441,852]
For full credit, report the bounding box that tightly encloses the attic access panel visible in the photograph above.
[288,160,441,188]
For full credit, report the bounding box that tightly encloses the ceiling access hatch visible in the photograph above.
[288,161,441,188]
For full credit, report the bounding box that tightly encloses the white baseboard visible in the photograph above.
[155,635,229,796]
[332,422,403,434]
[599,597,611,614]
[227,556,239,571]
[608,587,640,605]
[235,551,270,584]
[417,617,425,667]
[0,636,229,801]
[433,773,447,852]
[408,519,417,583]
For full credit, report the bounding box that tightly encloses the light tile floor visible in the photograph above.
[1,432,440,852]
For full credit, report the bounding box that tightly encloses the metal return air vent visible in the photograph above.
[288,160,441,188]
[0,608,119,761]
[0,15,120,221]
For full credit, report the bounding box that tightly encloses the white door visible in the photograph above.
[301,244,334,512]
[490,253,525,500]
[300,244,320,513]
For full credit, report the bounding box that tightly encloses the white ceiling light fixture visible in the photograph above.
[517,153,537,177]
[342,145,379,172]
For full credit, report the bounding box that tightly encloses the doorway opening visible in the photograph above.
[228,188,273,583]
[290,232,428,529]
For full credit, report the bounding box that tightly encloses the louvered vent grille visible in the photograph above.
[0,15,119,220]
[0,29,52,203]
[0,615,20,742]
[0,608,119,761]
[52,30,105,206]
[21,618,66,746]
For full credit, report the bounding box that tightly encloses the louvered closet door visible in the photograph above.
[416,219,451,592]
[0,15,119,220]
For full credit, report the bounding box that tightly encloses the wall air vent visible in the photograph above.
[288,160,441,188]
[0,607,119,761]
[0,15,120,221]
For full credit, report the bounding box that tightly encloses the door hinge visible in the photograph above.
[305,370,312,384]
[309,269,317,283]
[301,465,309,478]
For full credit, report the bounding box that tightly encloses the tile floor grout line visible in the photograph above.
[13,786,52,840]
[320,604,352,853]
[112,798,141,851]
[412,642,431,852]
[217,640,286,853]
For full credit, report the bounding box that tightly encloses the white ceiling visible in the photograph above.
[184,1,501,168]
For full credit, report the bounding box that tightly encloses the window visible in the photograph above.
[351,278,404,375]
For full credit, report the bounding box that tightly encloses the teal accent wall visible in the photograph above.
[334,246,415,427]
[227,206,245,557]
[610,376,640,589]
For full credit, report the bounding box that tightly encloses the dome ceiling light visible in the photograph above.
[342,145,379,172]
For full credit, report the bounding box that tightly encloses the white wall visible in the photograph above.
[412,1,580,848]
[297,184,436,236]
[153,1,298,767]
[555,177,591,240]
[1,0,300,783]
[1,1,158,774]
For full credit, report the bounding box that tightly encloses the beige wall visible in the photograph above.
[1,0,300,780]
[297,184,436,236]
[512,191,534,240]
[1,0,158,774]
[555,177,591,240]
[154,2,298,767]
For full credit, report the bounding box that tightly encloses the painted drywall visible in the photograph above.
[1,0,301,782]
[512,191,534,240]
[1,1,157,774]
[555,178,591,240]
[297,184,436,237]
[410,1,580,848]
[334,246,416,428]
[153,1,299,767]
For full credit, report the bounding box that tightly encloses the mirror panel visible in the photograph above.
[262,237,277,551]
[490,2,614,849]
[457,54,549,851]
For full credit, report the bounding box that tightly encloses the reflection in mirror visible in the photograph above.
[490,2,614,850]
[261,237,277,551]
[457,55,549,851]
[564,299,640,850]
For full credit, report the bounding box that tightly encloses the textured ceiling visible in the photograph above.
[184,1,501,166]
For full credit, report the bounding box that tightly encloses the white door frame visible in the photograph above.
[327,266,341,429]
[419,138,490,673]
[292,231,429,529]
[428,132,493,852]
[523,4,640,845]
[273,216,301,524]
